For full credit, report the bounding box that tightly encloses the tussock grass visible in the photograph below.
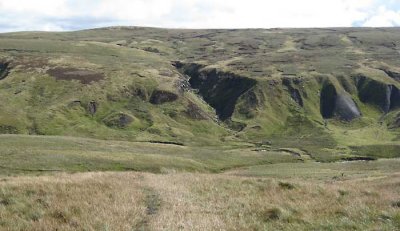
[228,158,400,179]
[146,171,400,230]
[0,172,147,230]
[0,159,399,230]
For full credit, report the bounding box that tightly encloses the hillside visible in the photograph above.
[1,27,400,231]
[0,27,399,161]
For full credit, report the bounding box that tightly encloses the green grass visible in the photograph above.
[1,134,397,178]
[229,158,400,179]
[1,26,400,231]
[350,144,400,158]
[0,135,300,176]
[0,27,399,150]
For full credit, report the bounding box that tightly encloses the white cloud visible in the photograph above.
[0,0,68,16]
[0,0,399,32]
[90,0,173,21]
[362,6,400,27]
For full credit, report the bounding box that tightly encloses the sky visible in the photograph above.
[0,0,400,32]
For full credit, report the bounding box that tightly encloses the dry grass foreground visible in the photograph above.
[0,171,400,231]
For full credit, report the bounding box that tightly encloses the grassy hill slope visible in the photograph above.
[0,27,400,231]
[0,27,399,160]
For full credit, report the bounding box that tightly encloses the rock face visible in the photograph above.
[320,84,337,118]
[175,62,257,120]
[149,90,178,104]
[282,78,303,107]
[87,101,97,116]
[389,86,400,110]
[357,75,400,113]
[0,62,10,80]
[320,83,361,121]
[334,92,362,120]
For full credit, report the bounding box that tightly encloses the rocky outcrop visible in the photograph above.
[0,62,10,80]
[174,62,257,120]
[149,90,178,104]
[87,101,97,116]
[390,86,400,110]
[282,78,304,107]
[175,61,400,126]
[320,84,337,118]
[320,83,361,121]
[334,92,361,120]
[357,75,400,113]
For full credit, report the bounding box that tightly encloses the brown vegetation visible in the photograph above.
[1,171,399,230]
[47,67,104,84]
